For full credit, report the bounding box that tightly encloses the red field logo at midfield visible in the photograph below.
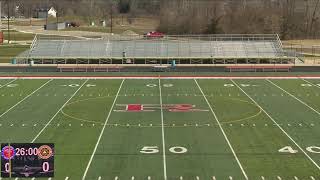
[114,104,208,112]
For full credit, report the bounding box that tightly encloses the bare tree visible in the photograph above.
[308,0,320,37]
[279,0,297,39]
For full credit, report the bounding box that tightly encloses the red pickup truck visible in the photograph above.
[144,31,165,38]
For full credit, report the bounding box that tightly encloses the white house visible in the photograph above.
[48,7,57,18]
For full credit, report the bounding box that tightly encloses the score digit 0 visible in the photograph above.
[42,162,50,172]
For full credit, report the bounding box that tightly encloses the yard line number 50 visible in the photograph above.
[140,146,187,154]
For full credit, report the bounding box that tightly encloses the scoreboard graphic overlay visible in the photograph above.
[1,143,54,178]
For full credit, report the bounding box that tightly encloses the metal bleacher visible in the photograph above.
[17,34,296,64]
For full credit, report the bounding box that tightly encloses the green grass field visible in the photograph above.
[0,77,320,180]
[3,31,35,41]
[0,45,30,63]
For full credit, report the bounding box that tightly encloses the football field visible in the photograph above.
[0,77,320,180]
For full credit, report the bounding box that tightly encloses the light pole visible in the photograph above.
[110,3,113,33]
[7,0,10,43]
[110,0,118,34]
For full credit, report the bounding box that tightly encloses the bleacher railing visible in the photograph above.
[29,34,38,54]
[17,34,297,63]
[36,34,279,42]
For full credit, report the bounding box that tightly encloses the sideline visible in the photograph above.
[1,75,320,79]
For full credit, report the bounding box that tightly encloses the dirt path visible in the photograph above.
[13,25,112,39]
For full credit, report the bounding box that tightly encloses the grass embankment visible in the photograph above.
[0,45,29,63]
[11,16,158,35]
[62,16,158,35]
[63,26,146,35]
[2,30,35,41]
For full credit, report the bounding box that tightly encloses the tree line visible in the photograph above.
[2,0,320,39]
[157,0,320,39]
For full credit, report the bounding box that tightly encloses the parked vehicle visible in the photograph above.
[66,22,80,27]
[144,31,164,38]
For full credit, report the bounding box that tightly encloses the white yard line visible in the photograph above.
[301,79,320,88]
[0,79,53,119]
[267,79,320,116]
[31,79,89,143]
[231,79,320,171]
[82,79,125,180]
[194,79,248,180]
[0,79,17,89]
[158,78,168,180]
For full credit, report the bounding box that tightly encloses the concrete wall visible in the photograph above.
[45,23,66,30]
